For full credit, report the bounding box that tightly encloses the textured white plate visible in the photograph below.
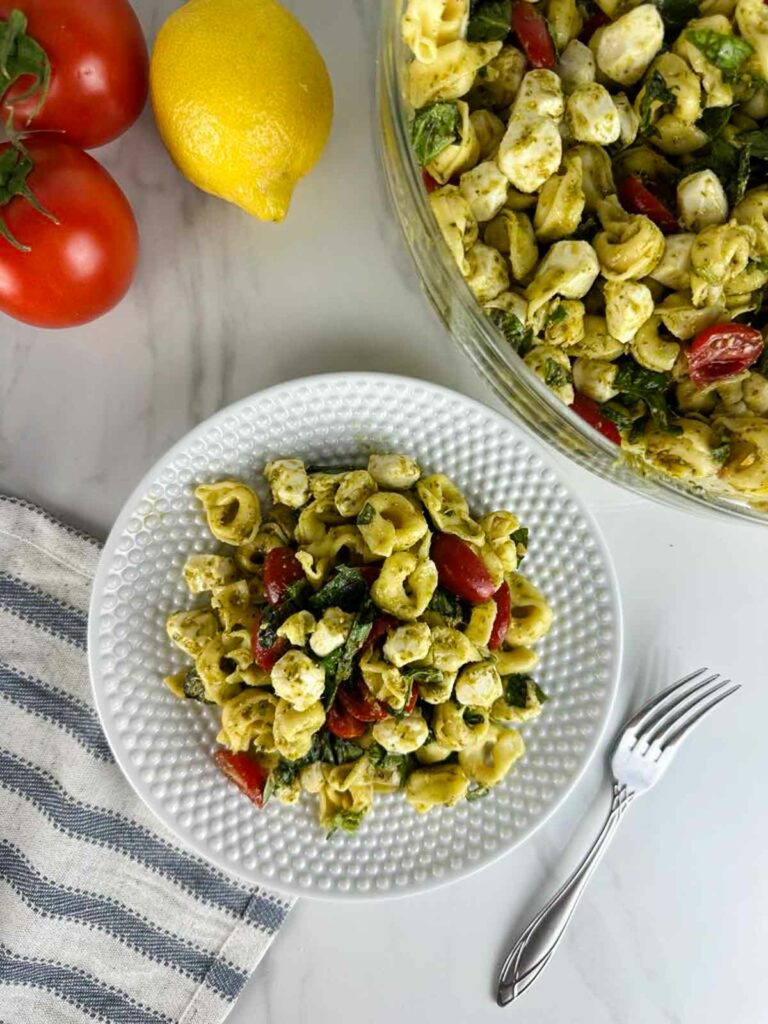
[89,373,622,900]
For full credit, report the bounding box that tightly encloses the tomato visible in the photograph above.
[570,392,621,445]
[687,323,764,386]
[0,140,138,328]
[488,582,511,650]
[511,1,556,69]
[326,703,367,739]
[357,565,381,587]
[213,750,268,808]
[263,547,304,605]
[0,0,148,149]
[362,614,398,652]
[422,170,439,193]
[430,533,496,604]
[617,176,679,234]
[337,679,390,722]
[251,613,287,672]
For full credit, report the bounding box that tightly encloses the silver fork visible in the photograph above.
[497,668,740,1006]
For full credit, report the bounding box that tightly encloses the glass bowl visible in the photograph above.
[377,0,767,525]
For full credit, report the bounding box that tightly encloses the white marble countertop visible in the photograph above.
[2,1,766,1021]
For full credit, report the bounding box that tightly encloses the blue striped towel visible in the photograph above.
[0,496,294,1024]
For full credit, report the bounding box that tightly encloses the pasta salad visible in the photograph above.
[403,0,768,501]
[163,455,552,835]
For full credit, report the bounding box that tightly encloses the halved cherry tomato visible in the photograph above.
[489,582,511,650]
[403,686,418,715]
[570,392,621,445]
[617,176,679,234]
[687,323,764,386]
[263,546,304,605]
[511,0,556,69]
[357,565,381,587]
[250,613,287,672]
[431,533,496,604]
[213,749,268,808]
[337,679,390,722]
[422,170,439,193]
[326,703,368,739]
[362,614,398,651]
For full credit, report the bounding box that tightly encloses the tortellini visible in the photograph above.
[504,573,554,646]
[429,185,478,274]
[401,0,469,63]
[459,160,510,223]
[603,280,654,344]
[383,622,432,667]
[557,39,596,94]
[194,481,261,545]
[264,460,309,509]
[334,470,377,518]
[357,491,428,557]
[633,418,723,480]
[372,711,430,753]
[426,100,479,183]
[497,116,563,194]
[271,650,325,710]
[464,241,510,302]
[406,764,470,812]
[524,345,575,404]
[416,473,484,543]
[432,700,489,750]
[525,241,601,320]
[370,552,438,620]
[484,210,538,282]
[630,316,680,373]
[533,154,585,242]
[273,699,325,761]
[458,724,525,787]
[594,196,665,281]
[689,222,754,307]
[677,171,729,233]
[368,453,422,489]
[409,40,502,107]
[183,554,237,594]
[166,608,219,657]
[217,689,278,753]
[454,660,504,707]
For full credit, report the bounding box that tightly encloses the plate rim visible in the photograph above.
[88,371,624,901]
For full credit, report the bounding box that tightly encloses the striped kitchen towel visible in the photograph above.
[0,496,294,1024]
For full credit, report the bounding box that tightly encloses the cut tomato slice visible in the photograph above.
[422,170,439,193]
[570,392,621,445]
[326,703,368,739]
[687,323,764,386]
[362,614,398,652]
[337,679,391,722]
[263,546,305,605]
[431,533,496,603]
[511,1,556,68]
[213,750,268,807]
[250,613,287,672]
[617,176,679,234]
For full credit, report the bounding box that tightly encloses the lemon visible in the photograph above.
[150,0,333,222]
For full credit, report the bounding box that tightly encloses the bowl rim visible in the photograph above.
[376,0,768,527]
[88,370,624,901]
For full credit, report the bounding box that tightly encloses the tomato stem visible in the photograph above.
[0,10,51,118]
[0,139,58,250]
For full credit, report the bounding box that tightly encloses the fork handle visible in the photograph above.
[497,783,634,1006]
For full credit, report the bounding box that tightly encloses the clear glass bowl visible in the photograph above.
[377,0,767,525]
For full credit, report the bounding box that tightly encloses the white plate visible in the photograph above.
[89,373,622,900]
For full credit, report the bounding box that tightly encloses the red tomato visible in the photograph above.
[263,547,304,605]
[511,1,556,69]
[337,679,390,722]
[362,614,398,652]
[0,140,138,327]
[213,750,268,808]
[422,170,439,193]
[617,176,679,234]
[250,613,287,672]
[0,0,148,149]
[488,582,511,650]
[431,533,496,604]
[687,323,764,386]
[570,392,621,445]
[326,704,367,739]
[357,565,381,587]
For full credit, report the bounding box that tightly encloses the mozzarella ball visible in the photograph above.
[557,38,596,94]
[511,69,565,121]
[566,84,621,145]
[497,116,563,193]
[677,170,729,232]
[459,160,509,222]
[595,4,664,85]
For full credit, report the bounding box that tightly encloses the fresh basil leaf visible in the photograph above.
[367,743,411,786]
[466,786,490,801]
[504,674,533,708]
[568,214,598,241]
[487,307,534,355]
[411,101,462,165]
[261,772,276,806]
[753,256,768,272]
[182,667,212,703]
[315,731,366,766]
[511,526,529,562]
[309,565,367,614]
[533,682,549,704]
[547,304,568,325]
[638,70,676,136]
[356,503,376,526]
[684,135,740,203]
[653,0,700,34]
[402,664,444,685]
[258,580,312,648]
[322,597,375,708]
[600,400,641,431]
[427,586,464,626]
[614,361,671,395]
[686,29,753,82]
[696,105,732,139]
[467,0,511,41]
[544,358,572,389]
[325,809,366,838]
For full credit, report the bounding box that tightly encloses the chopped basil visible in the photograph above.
[511,526,529,563]
[600,400,642,432]
[367,742,411,786]
[325,809,365,838]
[257,579,312,648]
[356,503,376,526]
[638,70,676,137]
[686,29,753,82]
[309,565,368,614]
[711,439,732,464]
[533,682,549,704]
[547,304,568,325]
[402,664,444,685]
[322,597,375,708]
[487,308,534,355]
[504,674,534,708]
[652,0,700,34]
[613,359,681,435]
[568,215,598,241]
[544,358,572,389]
[696,105,732,139]
[427,587,464,626]
[182,667,211,703]
[753,256,768,272]
[467,0,511,41]
[410,101,462,166]
[466,786,490,802]
[684,135,740,203]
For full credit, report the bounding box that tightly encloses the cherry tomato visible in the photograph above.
[430,533,496,604]
[213,750,268,808]
[0,140,138,328]
[263,547,304,605]
[570,392,621,445]
[617,176,679,234]
[0,0,148,149]
[511,1,556,69]
[362,614,398,652]
[326,703,367,739]
[250,613,287,672]
[357,565,381,587]
[488,582,511,650]
[687,323,764,386]
[422,170,439,193]
[337,679,390,722]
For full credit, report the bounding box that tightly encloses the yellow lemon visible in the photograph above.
[150,0,333,222]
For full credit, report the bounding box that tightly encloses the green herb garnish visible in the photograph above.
[686,29,753,82]
[258,579,311,648]
[613,359,681,435]
[466,0,511,41]
[547,304,568,325]
[322,597,376,708]
[410,101,462,165]
[638,70,676,137]
[427,586,464,626]
[325,809,366,838]
[466,786,490,802]
[696,105,732,139]
[356,503,376,526]
[462,707,486,726]
[367,743,411,787]
[487,308,534,355]
[543,358,572,389]
[652,0,700,34]
[309,565,368,614]
[711,440,732,464]
[182,667,212,703]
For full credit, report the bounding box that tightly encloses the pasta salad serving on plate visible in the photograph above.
[163,454,553,836]
[402,0,768,503]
